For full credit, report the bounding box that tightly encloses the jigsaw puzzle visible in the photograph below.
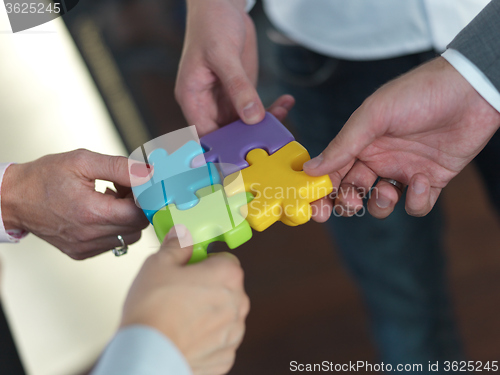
[130,113,333,263]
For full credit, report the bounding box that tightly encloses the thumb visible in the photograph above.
[211,58,265,124]
[159,225,194,266]
[303,101,383,177]
[80,150,133,187]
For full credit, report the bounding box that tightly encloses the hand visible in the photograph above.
[121,226,249,375]
[305,57,500,219]
[1,149,149,259]
[175,0,294,135]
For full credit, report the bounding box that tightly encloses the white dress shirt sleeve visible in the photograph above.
[0,163,27,243]
[245,0,256,12]
[91,325,192,375]
[442,49,500,113]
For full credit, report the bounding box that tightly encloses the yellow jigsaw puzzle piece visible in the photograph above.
[224,141,333,231]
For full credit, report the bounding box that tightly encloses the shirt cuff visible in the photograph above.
[91,325,192,375]
[442,49,500,113]
[0,163,27,244]
[245,0,256,12]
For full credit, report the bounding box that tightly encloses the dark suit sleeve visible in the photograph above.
[448,0,500,91]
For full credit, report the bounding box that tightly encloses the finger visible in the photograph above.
[104,187,119,198]
[79,212,148,242]
[333,185,364,217]
[64,231,143,260]
[201,253,244,291]
[128,162,154,188]
[205,251,241,267]
[303,101,385,177]
[227,321,246,347]
[91,194,149,228]
[174,71,221,134]
[158,225,194,266]
[311,197,333,223]
[210,55,265,124]
[334,160,379,216]
[266,94,295,121]
[339,160,378,199]
[405,174,440,217]
[179,98,221,136]
[367,179,404,219]
[323,160,355,192]
[174,43,234,133]
[114,183,132,199]
[79,151,133,187]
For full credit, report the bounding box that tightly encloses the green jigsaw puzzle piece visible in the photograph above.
[152,184,253,263]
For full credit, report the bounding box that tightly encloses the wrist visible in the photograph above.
[1,164,24,231]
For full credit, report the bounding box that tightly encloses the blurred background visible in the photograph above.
[0,1,499,374]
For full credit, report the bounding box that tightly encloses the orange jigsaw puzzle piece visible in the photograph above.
[224,141,333,231]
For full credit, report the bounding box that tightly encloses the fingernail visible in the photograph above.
[304,154,324,170]
[242,102,261,124]
[130,163,152,177]
[168,225,186,240]
[376,195,391,209]
[412,180,426,195]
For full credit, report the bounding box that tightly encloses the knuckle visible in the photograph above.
[71,148,90,166]
[361,94,379,114]
[108,156,126,178]
[77,205,100,225]
[72,228,93,242]
[66,249,86,261]
[217,354,236,374]
[361,95,385,128]
[240,294,251,318]
[220,262,244,288]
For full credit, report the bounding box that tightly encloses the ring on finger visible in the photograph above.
[380,178,404,192]
[112,235,128,256]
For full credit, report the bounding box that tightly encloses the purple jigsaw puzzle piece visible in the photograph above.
[200,112,295,177]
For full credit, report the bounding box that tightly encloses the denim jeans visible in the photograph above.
[272,43,464,372]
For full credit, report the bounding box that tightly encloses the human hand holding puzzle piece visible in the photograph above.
[130,113,333,263]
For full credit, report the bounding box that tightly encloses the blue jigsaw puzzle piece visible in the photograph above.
[138,163,221,222]
[132,140,204,199]
[131,140,221,222]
